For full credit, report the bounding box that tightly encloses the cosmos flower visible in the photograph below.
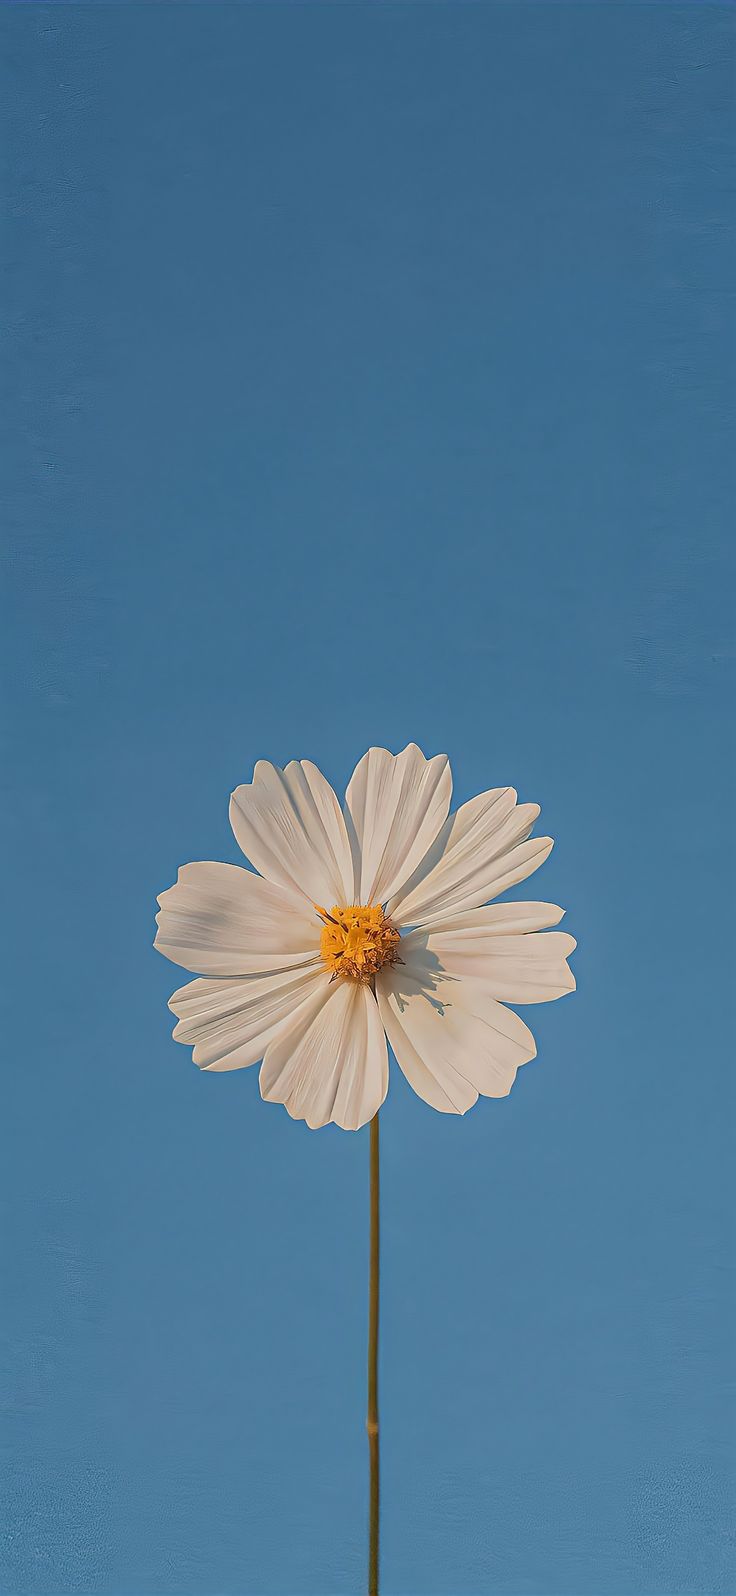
[154,744,575,1130]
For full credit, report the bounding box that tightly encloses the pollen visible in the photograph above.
[315,903,401,982]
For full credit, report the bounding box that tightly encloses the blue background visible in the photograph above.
[2,4,734,1593]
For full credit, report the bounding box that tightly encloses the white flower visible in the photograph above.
[154,745,576,1130]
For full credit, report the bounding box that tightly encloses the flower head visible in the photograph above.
[154,745,575,1130]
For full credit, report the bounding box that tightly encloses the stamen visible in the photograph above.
[315,903,402,983]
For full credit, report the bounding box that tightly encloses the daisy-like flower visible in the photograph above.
[154,744,576,1130]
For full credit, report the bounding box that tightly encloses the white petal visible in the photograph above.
[344,743,452,905]
[260,979,388,1130]
[400,925,577,1004]
[387,785,552,927]
[377,955,537,1115]
[423,901,566,935]
[386,786,515,916]
[155,862,321,975]
[168,966,331,1070]
[230,759,354,907]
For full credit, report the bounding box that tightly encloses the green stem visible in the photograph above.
[367,1113,380,1596]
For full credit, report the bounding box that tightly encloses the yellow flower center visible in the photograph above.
[316,903,401,982]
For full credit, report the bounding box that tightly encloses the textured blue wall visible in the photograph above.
[3,4,734,1593]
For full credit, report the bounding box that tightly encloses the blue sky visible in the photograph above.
[3,4,734,1593]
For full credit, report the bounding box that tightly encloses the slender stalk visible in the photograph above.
[367,1112,380,1596]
